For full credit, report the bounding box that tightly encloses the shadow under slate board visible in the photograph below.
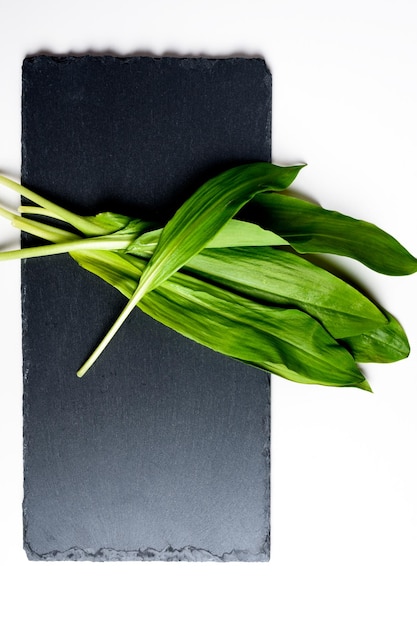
[21,55,271,561]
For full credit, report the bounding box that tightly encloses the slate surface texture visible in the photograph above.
[21,55,272,561]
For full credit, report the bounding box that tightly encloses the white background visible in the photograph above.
[1,1,417,624]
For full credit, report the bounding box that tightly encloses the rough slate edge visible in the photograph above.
[21,55,271,562]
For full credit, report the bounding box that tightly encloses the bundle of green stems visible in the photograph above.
[1,163,415,389]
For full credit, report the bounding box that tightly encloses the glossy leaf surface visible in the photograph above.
[246,192,417,276]
[73,248,370,389]
[184,246,387,338]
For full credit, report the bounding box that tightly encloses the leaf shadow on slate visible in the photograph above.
[21,55,272,561]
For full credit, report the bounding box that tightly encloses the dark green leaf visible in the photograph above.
[72,248,370,389]
[76,163,305,375]
[245,192,417,276]
[135,162,304,298]
[343,311,410,363]
[183,246,387,338]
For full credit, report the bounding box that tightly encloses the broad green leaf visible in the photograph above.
[343,311,410,363]
[72,248,370,389]
[183,246,387,338]
[245,192,417,276]
[144,275,369,389]
[1,168,411,384]
[206,219,288,248]
[77,163,304,375]
[137,162,304,298]
[127,219,287,256]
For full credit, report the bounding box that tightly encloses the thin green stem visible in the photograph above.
[0,235,130,261]
[0,204,18,222]
[13,215,75,243]
[20,205,111,236]
[76,281,147,377]
[1,201,140,262]
[0,175,110,236]
[1,202,79,242]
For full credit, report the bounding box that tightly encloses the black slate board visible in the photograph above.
[21,55,271,561]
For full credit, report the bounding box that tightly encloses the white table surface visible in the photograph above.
[1,1,417,624]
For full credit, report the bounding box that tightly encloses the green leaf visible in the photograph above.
[343,311,410,363]
[145,274,370,389]
[136,162,304,298]
[183,246,388,338]
[72,248,370,389]
[77,162,304,375]
[1,167,410,386]
[207,219,288,248]
[245,192,417,276]
[127,219,287,256]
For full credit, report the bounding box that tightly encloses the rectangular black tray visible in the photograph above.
[21,55,271,561]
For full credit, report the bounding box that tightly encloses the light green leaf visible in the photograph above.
[207,219,288,248]
[127,219,287,256]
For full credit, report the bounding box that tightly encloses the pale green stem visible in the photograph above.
[14,215,75,243]
[0,235,130,261]
[2,186,154,378]
[76,281,148,377]
[20,205,110,236]
[1,203,71,241]
[1,202,137,260]
[0,203,19,223]
[0,175,109,236]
